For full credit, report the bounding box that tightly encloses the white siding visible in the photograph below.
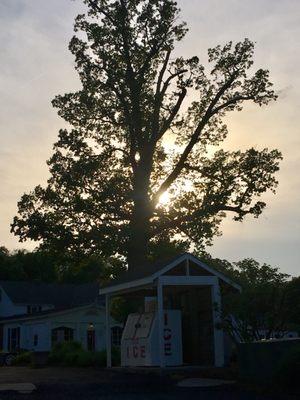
[2,306,117,352]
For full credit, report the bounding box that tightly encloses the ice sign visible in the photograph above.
[135,313,154,338]
[121,310,182,367]
[122,314,140,340]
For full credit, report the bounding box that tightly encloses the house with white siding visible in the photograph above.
[0,281,121,354]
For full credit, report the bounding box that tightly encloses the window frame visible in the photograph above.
[111,326,123,347]
[51,326,74,346]
[7,327,20,351]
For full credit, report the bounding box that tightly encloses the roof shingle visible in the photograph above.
[0,281,99,308]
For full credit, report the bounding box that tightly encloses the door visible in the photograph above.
[87,328,95,351]
[170,286,215,365]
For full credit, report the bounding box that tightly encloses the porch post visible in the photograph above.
[105,294,112,368]
[157,278,165,368]
[211,282,224,367]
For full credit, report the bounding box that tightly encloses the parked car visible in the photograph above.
[0,352,18,366]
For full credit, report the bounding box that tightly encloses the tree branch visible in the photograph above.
[212,94,253,114]
[150,50,171,138]
[86,0,115,24]
[154,88,187,142]
[152,72,238,204]
[156,50,172,96]
[152,202,251,236]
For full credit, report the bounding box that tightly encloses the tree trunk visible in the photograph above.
[127,204,151,271]
[127,150,153,271]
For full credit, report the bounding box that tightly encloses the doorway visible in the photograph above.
[87,324,96,351]
[167,286,215,365]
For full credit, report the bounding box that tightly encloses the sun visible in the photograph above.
[158,191,170,205]
[157,180,194,207]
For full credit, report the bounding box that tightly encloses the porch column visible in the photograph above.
[211,282,224,367]
[157,279,165,368]
[105,294,112,367]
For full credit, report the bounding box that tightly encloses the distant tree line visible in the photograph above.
[0,245,124,284]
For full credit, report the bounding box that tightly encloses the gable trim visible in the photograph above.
[100,277,154,295]
[99,253,241,296]
[153,253,241,291]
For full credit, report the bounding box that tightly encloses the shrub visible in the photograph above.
[48,341,121,368]
[11,351,32,366]
[112,346,121,366]
[48,341,83,365]
[76,351,95,367]
[94,350,106,367]
[63,350,81,366]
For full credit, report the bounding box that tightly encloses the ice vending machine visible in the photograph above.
[121,310,182,367]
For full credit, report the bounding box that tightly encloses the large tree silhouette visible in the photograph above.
[12,0,282,270]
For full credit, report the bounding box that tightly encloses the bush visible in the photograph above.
[94,350,106,367]
[48,341,121,368]
[76,351,96,367]
[93,347,121,367]
[11,351,32,366]
[112,346,121,366]
[48,341,83,365]
[275,345,300,393]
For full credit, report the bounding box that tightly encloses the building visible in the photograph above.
[100,252,241,368]
[0,281,121,353]
[0,253,241,368]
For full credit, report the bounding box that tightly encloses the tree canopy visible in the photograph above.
[0,246,125,284]
[12,0,282,269]
[204,255,300,342]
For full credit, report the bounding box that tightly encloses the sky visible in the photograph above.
[0,0,299,276]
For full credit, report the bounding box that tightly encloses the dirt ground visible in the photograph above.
[0,366,116,385]
[0,367,297,400]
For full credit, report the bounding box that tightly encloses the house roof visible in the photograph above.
[0,281,100,308]
[0,303,104,324]
[100,252,241,295]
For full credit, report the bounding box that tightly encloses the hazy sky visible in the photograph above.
[0,0,299,276]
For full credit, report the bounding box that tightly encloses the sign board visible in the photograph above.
[121,310,182,367]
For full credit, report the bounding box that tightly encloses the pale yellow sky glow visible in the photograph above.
[0,0,299,275]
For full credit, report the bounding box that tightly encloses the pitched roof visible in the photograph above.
[0,303,104,324]
[100,252,241,294]
[101,253,187,289]
[0,281,99,308]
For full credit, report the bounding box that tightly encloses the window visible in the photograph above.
[7,327,20,351]
[111,326,123,347]
[51,327,74,346]
[33,334,38,347]
[27,305,42,314]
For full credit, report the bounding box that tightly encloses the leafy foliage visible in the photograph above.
[0,246,58,282]
[11,0,282,269]
[11,351,32,366]
[203,255,299,342]
[284,277,300,326]
[0,246,125,284]
[48,341,120,367]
